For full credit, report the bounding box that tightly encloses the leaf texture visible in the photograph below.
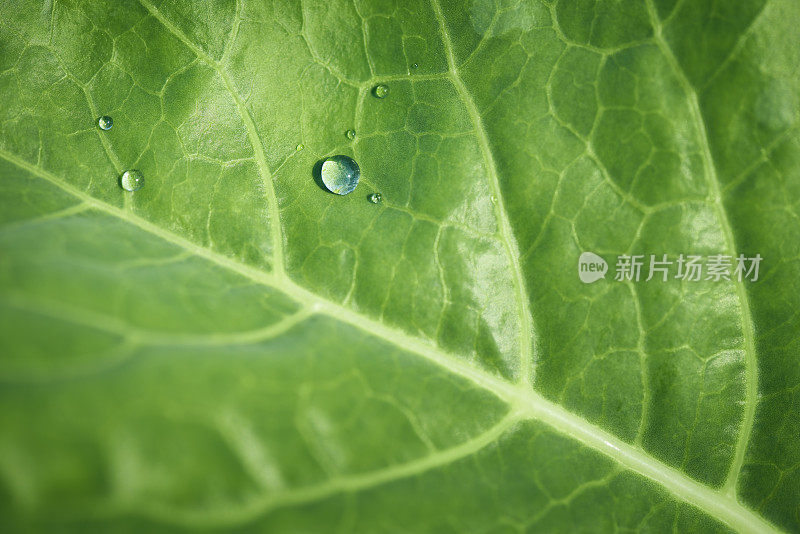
[0,0,798,532]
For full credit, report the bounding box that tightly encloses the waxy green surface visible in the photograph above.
[0,0,799,532]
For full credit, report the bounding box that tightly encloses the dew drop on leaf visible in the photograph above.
[368,192,382,204]
[411,63,418,69]
[296,143,304,151]
[97,116,113,130]
[372,84,389,98]
[345,129,356,140]
[321,155,360,195]
[119,169,144,192]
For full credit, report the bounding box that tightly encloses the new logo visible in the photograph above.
[578,252,608,283]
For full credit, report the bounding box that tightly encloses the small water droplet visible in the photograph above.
[345,129,356,140]
[372,84,389,98]
[320,155,360,195]
[490,195,498,204]
[97,116,113,130]
[120,169,144,192]
[411,63,418,69]
[368,192,382,204]
[296,143,304,151]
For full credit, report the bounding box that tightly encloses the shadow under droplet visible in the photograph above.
[312,159,329,193]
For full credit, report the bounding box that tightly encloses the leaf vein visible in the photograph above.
[645,0,760,498]
[0,146,778,534]
[137,0,285,276]
[430,0,536,386]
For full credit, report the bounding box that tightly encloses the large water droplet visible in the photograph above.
[345,129,356,140]
[368,192,382,204]
[372,84,389,98]
[98,116,113,130]
[120,169,144,192]
[321,155,360,195]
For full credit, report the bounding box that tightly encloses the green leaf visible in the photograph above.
[0,0,798,532]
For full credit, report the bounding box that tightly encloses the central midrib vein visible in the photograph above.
[19,2,773,532]
[0,146,777,534]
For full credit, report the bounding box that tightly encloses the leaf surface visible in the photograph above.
[0,0,799,532]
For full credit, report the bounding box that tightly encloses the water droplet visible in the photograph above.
[490,195,498,204]
[120,169,144,192]
[368,192,382,204]
[97,116,113,130]
[411,63,419,69]
[345,129,356,140]
[296,143,304,151]
[372,84,389,98]
[320,155,360,195]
